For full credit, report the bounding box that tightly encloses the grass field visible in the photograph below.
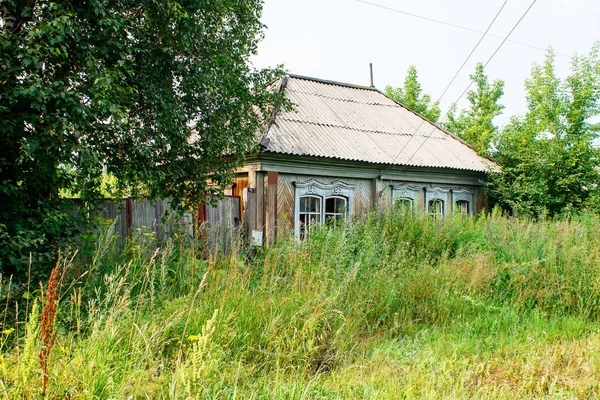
[2,210,600,399]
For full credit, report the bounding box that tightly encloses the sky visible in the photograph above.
[251,0,600,126]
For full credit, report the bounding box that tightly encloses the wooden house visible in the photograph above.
[204,75,496,244]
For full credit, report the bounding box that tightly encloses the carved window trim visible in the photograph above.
[391,184,420,212]
[452,189,474,215]
[293,179,355,239]
[425,187,450,217]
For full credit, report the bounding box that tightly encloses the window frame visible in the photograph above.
[298,194,323,233]
[428,198,445,218]
[325,195,348,222]
[425,187,449,218]
[294,179,354,239]
[452,189,474,215]
[391,184,420,213]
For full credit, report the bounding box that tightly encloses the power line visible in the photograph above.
[357,0,568,57]
[382,0,510,172]
[395,0,539,173]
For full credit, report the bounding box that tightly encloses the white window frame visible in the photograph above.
[452,189,474,215]
[299,195,322,228]
[294,179,354,239]
[325,195,348,222]
[391,184,419,212]
[425,187,450,217]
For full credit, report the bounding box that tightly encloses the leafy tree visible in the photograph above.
[0,0,284,280]
[445,63,505,155]
[385,65,441,123]
[489,46,600,216]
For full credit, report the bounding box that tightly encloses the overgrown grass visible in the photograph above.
[2,210,600,398]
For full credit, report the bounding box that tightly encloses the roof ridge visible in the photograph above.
[288,74,378,91]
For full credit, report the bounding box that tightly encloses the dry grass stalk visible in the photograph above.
[38,254,60,397]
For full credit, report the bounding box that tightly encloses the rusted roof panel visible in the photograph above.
[261,75,495,172]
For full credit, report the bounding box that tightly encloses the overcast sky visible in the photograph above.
[251,0,600,126]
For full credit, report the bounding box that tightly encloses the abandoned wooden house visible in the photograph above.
[200,74,496,245]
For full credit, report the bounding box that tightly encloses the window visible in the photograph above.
[299,195,321,238]
[395,198,413,211]
[325,196,347,222]
[425,187,449,218]
[452,189,474,216]
[428,199,444,218]
[391,185,419,213]
[294,179,355,239]
[455,200,469,215]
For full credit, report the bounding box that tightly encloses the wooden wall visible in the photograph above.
[379,181,485,214]
[275,174,485,234]
[276,174,374,232]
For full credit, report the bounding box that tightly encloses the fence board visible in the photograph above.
[67,198,193,246]
[205,197,241,251]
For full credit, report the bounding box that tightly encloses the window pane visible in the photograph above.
[310,197,320,213]
[335,198,346,214]
[326,197,335,213]
[429,199,444,216]
[396,198,413,210]
[300,196,321,213]
[456,200,469,215]
[325,197,347,221]
[300,213,321,226]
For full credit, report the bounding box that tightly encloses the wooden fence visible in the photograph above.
[69,198,194,245]
[69,197,241,247]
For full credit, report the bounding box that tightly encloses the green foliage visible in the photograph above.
[3,212,600,397]
[384,65,441,123]
[445,63,505,155]
[490,45,600,216]
[0,0,285,281]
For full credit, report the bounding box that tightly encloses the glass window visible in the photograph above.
[300,195,321,238]
[325,196,347,222]
[455,200,470,215]
[428,199,444,219]
[395,197,414,212]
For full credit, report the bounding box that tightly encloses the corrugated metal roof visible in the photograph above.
[260,75,495,172]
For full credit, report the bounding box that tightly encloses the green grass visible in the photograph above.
[2,210,600,399]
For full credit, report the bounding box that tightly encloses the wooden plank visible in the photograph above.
[265,186,277,245]
[246,190,257,237]
[256,171,265,231]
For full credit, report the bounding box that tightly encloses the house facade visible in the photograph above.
[211,75,495,244]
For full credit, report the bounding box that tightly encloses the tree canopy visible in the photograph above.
[384,65,441,123]
[490,46,600,216]
[445,63,505,156]
[0,0,284,278]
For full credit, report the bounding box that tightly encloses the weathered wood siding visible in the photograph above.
[276,174,374,232]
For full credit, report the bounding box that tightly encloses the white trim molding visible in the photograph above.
[425,187,450,216]
[452,189,475,215]
[293,179,355,238]
[391,184,420,211]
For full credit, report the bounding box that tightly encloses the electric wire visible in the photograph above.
[389,0,539,175]
[380,0,510,173]
[357,0,568,57]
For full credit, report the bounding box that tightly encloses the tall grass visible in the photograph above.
[1,210,600,398]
